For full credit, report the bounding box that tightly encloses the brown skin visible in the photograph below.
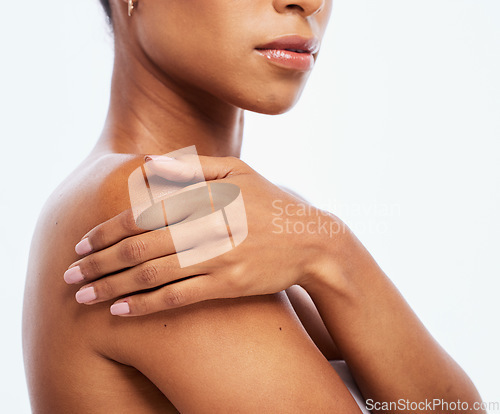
[22,0,485,412]
[97,0,331,157]
[23,0,361,412]
[68,155,486,412]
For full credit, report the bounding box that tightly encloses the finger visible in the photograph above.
[144,155,202,183]
[75,208,147,256]
[144,154,251,184]
[109,275,226,316]
[65,226,177,284]
[75,156,249,256]
[74,255,197,305]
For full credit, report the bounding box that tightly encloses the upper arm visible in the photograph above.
[285,285,341,360]
[97,292,357,412]
[78,164,361,412]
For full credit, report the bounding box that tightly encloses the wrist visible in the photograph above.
[297,211,360,299]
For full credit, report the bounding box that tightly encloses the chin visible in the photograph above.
[252,101,297,115]
[234,88,305,115]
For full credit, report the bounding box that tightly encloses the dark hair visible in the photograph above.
[99,0,114,32]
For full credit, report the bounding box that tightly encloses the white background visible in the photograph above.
[1,0,499,412]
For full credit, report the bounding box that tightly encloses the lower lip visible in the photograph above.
[255,49,314,71]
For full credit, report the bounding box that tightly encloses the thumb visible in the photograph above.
[144,154,250,183]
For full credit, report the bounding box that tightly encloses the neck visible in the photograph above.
[94,42,244,158]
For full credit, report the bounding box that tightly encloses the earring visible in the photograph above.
[125,0,137,17]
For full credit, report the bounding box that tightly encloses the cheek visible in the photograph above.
[135,2,314,114]
[136,3,244,88]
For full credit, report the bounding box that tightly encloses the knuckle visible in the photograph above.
[120,239,147,263]
[130,296,149,315]
[90,226,106,250]
[162,288,185,308]
[120,209,139,233]
[135,265,159,287]
[159,258,175,275]
[96,278,114,298]
[82,256,101,278]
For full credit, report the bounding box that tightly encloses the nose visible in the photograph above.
[273,0,325,18]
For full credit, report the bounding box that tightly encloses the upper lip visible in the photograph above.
[255,35,320,54]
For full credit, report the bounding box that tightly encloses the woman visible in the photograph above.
[22,0,484,412]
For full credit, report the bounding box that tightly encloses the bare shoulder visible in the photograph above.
[23,153,176,413]
[23,154,357,413]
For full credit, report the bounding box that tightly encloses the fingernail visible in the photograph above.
[64,266,84,284]
[145,155,175,163]
[75,286,96,304]
[75,238,92,255]
[110,302,130,316]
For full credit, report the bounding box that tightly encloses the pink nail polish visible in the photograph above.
[75,238,92,255]
[144,155,174,163]
[110,302,130,316]
[64,266,84,284]
[75,286,97,304]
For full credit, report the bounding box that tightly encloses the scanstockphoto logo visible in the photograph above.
[271,200,349,237]
[127,145,248,268]
[271,199,401,237]
[365,398,500,413]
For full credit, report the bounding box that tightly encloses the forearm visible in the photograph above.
[300,214,484,413]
